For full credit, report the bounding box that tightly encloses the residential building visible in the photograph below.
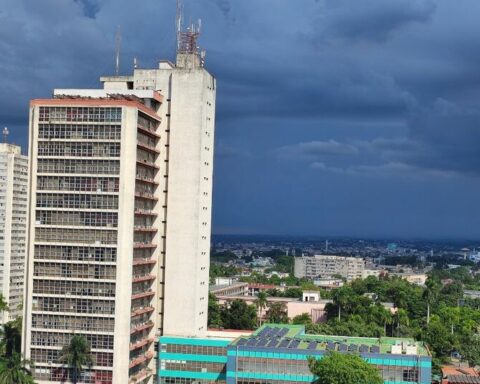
[158,324,432,384]
[294,255,365,281]
[0,143,28,323]
[215,294,331,324]
[441,366,480,384]
[23,27,216,384]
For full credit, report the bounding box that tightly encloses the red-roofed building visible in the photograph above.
[442,366,480,384]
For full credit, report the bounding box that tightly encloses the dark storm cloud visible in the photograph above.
[1,0,480,238]
[320,0,436,42]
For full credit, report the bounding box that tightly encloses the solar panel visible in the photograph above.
[339,343,348,352]
[267,339,279,348]
[246,338,257,346]
[326,342,335,351]
[370,346,380,353]
[348,344,358,352]
[237,338,247,346]
[359,345,368,353]
[278,339,290,348]
[258,327,270,337]
[278,328,289,337]
[308,341,317,350]
[288,339,300,349]
[256,338,267,347]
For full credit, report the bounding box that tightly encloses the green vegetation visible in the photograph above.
[0,295,34,383]
[59,335,94,384]
[308,352,383,384]
[209,264,240,283]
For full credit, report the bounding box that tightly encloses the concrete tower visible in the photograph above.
[23,25,215,384]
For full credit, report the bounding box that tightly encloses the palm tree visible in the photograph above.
[254,292,268,327]
[1,318,22,356]
[0,353,35,384]
[394,309,409,337]
[58,335,94,384]
[0,294,8,313]
[423,278,440,325]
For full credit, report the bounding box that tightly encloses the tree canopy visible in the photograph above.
[308,352,383,384]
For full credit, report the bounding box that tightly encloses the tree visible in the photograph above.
[308,352,383,384]
[266,302,289,324]
[292,313,312,326]
[0,353,35,384]
[221,300,257,330]
[423,278,440,324]
[1,318,22,356]
[207,293,223,328]
[58,335,94,384]
[459,335,480,367]
[0,295,7,314]
[254,292,268,327]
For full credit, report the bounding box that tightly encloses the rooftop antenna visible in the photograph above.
[115,26,121,76]
[176,0,183,52]
[133,57,138,69]
[2,127,9,144]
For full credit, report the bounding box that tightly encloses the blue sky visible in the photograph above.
[1,0,480,239]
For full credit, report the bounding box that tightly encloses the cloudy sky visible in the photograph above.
[1,0,480,239]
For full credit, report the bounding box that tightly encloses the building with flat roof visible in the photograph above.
[158,324,432,384]
[294,255,365,281]
[0,143,28,324]
[22,22,216,384]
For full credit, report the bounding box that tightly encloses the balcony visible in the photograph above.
[129,337,154,351]
[129,369,152,384]
[134,209,157,216]
[131,306,154,317]
[130,321,153,335]
[128,351,154,369]
[133,242,156,249]
[132,259,156,266]
[136,160,159,170]
[137,142,160,154]
[134,193,158,201]
[131,290,155,300]
[137,125,160,138]
[135,177,158,185]
[132,275,155,284]
[133,226,157,233]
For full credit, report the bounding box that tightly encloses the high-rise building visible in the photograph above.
[294,255,365,281]
[0,143,28,324]
[23,28,215,384]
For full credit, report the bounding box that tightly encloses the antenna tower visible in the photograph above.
[175,0,205,65]
[115,26,122,75]
[2,127,9,144]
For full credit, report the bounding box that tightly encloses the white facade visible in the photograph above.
[23,52,216,384]
[0,143,28,323]
[294,255,365,281]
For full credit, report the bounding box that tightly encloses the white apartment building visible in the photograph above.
[294,255,365,282]
[0,143,28,323]
[23,42,215,384]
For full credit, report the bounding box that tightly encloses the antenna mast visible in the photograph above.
[115,26,121,76]
[2,127,9,144]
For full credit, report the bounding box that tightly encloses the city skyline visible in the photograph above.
[2,0,480,239]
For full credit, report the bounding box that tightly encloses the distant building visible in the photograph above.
[313,278,344,289]
[392,272,428,286]
[0,143,28,324]
[210,282,249,297]
[158,324,432,384]
[441,366,480,384]
[294,255,365,281]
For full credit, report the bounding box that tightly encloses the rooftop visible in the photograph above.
[231,324,429,356]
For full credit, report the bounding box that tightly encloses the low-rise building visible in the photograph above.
[210,282,249,297]
[441,366,480,384]
[294,255,365,281]
[158,324,432,384]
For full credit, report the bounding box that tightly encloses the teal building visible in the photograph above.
[158,324,431,384]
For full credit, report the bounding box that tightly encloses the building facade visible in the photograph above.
[0,143,28,323]
[23,48,216,383]
[294,255,365,281]
[158,324,432,384]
